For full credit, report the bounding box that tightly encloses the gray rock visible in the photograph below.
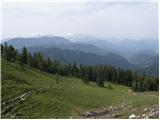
[129,114,136,119]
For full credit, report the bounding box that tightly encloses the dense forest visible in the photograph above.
[1,43,159,92]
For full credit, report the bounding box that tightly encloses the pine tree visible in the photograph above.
[72,62,78,77]
[46,57,52,72]
[21,47,28,64]
[83,72,89,84]
[96,77,104,87]
[1,44,4,54]
[15,54,22,66]
[4,42,9,64]
[27,53,33,66]
[55,73,59,84]
[35,52,44,80]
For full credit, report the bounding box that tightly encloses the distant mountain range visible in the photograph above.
[147,55,159,76]
[129,53,156,68]
[4,36,72,48]
[26,46,134,68]
[128,53,159,76]
[2,35,159,75]
[46,43,107,55]
[66,34,158,58]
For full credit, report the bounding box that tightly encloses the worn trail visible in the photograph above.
[80,103,159,119]
[1,84,65,119]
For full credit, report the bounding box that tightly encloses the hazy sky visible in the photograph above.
[2,0,158,39]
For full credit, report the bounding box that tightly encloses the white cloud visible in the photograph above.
[2,2,158,39]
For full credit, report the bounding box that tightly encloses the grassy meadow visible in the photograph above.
[1,60,158,118]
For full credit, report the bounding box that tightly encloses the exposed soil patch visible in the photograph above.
[80,103,159,119]
[1,87,49,118]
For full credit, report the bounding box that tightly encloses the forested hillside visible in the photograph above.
[26,46,134,68]
[1,43,159,91]
[1,55,158,119]
[1,43,159,119]
[4,36,158,75]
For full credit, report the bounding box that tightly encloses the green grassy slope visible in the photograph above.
[1,60,158,118]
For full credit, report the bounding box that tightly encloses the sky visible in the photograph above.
[1,0,159,40]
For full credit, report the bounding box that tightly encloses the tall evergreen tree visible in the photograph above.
[4,43,9,64]
[21,47,28,64]
[27,53,33,66]
[96,77,104,87]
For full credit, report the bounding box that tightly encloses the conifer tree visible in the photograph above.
[4,43,9,64]
[21,47,28,64]
[27,53,33,66]
[96,77,104,87]
[55,73,59,84]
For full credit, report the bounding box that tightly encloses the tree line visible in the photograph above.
[1,43,159,92]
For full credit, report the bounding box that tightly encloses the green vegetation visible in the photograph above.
[1,44,159,92]
[1,43,159,118]
[1,60,158,118]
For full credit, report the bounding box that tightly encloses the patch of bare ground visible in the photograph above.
[80,103,159,119]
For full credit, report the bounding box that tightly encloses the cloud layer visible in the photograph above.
[2,1,158,39]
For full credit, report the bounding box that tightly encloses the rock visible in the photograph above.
[129,114,136,119]
[20,93,26,98]
[142,114,146,117]
[149,113,154,117]
[149,110,159,118]
[83,111,98,117]
[103,108,107,111]
[2,102,6,105]
[90,111,97,116]
[120,104,124,107]
[144,108,148,111]
[69,116,72,119]
[114,106,119,110]
[122,102,127,106]
[87,111,93,116]
[150,109,155,113]
[135,115,140,119]
[109,106,113,111]
[113,113,121,118]
[21,98,25,101]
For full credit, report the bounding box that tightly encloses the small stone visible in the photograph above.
[122,102,127,106]
[149,113,154,117]
[109,106,113,111]
[142,114,146,117]
[129,114,136,119]
[144,108,148,111]
[113,113,121,118]
[145,116,149,119]
[114,106,118,110]
[20,93,26,98]
[21,97,26,101]
[2,102,6,105]
[150,109,155,113]
[135,115,140,119]
[69,116,72,119]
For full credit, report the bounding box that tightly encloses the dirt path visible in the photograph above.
[80,103,159,119]
[1,84,66,119]
[1,87,51,118]
[1,83,68,119]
